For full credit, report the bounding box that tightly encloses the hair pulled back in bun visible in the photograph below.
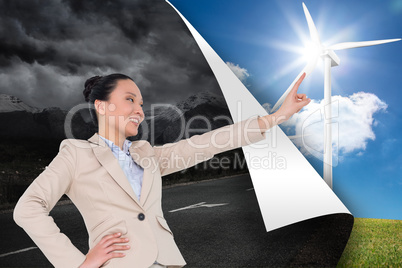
[82,73,134,126]
[83,76,103,102]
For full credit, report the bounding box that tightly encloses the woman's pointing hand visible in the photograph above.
[275,72,311,122]
[258,73,311,132]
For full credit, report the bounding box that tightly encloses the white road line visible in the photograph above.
[246,188,254,191]
[0,247,38,258]
[169,202,229,213]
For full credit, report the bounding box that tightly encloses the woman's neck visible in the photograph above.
[98,125,125,150]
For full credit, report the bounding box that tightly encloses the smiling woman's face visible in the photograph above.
[98,79,145,139]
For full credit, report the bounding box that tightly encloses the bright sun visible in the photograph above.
[302,41,322,63]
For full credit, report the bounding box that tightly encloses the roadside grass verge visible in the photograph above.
[337,218,401,267]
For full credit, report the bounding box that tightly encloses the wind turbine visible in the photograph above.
[271,3,400,189]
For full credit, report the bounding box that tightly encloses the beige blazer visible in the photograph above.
[13,115,266,268]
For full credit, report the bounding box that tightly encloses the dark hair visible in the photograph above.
[83,73,134,125]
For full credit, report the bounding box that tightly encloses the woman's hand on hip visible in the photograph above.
[79,232,130,268]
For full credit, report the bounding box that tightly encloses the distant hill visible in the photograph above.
[0,94,42,113]
[0,94,92,140]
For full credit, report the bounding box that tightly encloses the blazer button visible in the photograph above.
[138,213,145,221]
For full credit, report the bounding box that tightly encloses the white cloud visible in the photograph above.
[262,102,272,113]
[226,62,250,82]
[279,92,387,163]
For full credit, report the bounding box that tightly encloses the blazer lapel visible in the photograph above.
[88,133,141,207]
[128,140,155,207]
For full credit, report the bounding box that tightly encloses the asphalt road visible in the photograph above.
[0,174,353,267]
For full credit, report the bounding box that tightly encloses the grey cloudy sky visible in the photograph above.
[0,0,222,110]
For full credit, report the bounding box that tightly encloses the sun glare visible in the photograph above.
[264,2,368,100]
[267,5,350,94]
[302,41,321,63]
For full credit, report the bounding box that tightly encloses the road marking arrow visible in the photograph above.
[169,202,229,213]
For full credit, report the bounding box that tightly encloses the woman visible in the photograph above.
[13,73,310,268]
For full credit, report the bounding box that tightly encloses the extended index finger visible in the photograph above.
[289,73,306,97]
[296,72,306,87]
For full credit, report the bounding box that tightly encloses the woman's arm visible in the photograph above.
[153,73,310,177]
[14,140,131,268]
[153,115,266,176]
[13,140,87,267]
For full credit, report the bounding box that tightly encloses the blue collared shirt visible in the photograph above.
[99,135,144,201]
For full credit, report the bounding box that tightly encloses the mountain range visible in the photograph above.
[0,92,232,144]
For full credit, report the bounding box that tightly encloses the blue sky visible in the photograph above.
[170,0,402,220]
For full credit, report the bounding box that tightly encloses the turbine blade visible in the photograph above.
[329,38,401,50]
[271,55,318,113]
[302,2,321,46]
[304,52,319,76]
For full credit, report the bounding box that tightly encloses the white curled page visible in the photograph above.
[166,0,351,232]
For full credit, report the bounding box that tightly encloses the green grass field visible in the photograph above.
[337,218,402,267]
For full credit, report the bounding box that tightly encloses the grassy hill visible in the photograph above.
[337,218,401,267]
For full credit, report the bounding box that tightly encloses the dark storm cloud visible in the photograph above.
[0,0,221,110]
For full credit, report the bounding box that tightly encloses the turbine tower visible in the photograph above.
[271,3,400,189]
